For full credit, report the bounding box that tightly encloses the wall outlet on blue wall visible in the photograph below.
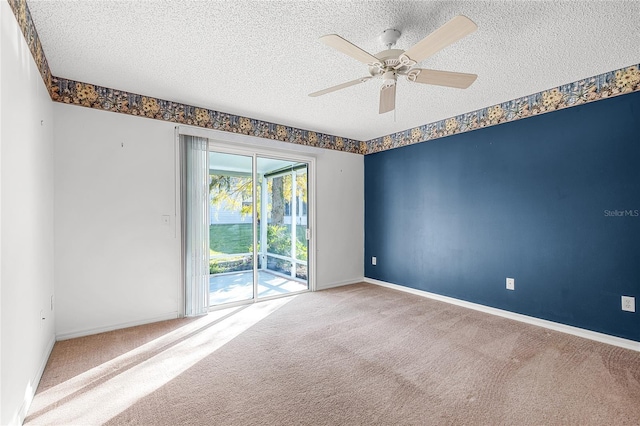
[621,296,635,312]
[372,257,377,266]
[506,278,515,290]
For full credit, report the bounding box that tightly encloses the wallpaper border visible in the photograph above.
[8,0,366,155]
[366,64,640,154]
[49,76,366,154]
[9,0,640,156]
[8,0,53,91]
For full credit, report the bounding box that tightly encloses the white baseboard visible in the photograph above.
[56,311,179,341]
[316,277,365,291]
[11,333,56,426]
[364,278,640,352]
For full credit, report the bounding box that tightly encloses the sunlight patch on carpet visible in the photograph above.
[25,297,294,425]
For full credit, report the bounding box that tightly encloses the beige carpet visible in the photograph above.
[25,283,640,425]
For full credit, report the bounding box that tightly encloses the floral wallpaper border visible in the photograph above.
[366,64,640,154]
[8,0,53,93]
[9,0,640,157]
[49,76,367,154]
[8,0,366,154]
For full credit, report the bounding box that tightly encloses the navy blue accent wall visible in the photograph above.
[365,91,640,341]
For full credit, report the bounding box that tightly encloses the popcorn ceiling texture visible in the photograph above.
[9,0,640,155]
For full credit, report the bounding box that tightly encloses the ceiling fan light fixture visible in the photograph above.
[382,70,397,87]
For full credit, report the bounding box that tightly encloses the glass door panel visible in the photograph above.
[256,157,309,298]
[208,151,254,306]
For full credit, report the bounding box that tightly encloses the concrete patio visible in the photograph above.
[209,270,307,305]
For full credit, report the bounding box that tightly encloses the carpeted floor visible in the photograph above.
[25,283,640,425]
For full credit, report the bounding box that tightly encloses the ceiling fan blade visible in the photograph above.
[409,69,477,89]
[309,77,372,97]
[402,15,477,64]
[379,84,396,114]
[319,34,380,64]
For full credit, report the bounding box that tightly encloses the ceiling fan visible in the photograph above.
[309,15,478,114]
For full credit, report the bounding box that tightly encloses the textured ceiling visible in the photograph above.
[27,0,640,142]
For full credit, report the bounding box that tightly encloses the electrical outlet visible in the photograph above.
[506,277,515,290]
[621,296,635,312]
[372,256,377,266]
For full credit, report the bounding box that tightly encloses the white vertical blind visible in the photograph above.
[181,135,210,316]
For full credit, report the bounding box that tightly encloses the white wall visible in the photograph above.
[54,105,364,338]
[313,144,364,289]
[1,3,56,424]
[54,104,180,338]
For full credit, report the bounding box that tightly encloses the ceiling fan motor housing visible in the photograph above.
[369,49,411,76]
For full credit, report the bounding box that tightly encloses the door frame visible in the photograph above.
[176,125,317,313]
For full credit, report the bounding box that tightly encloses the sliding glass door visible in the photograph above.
[208,150,310,307]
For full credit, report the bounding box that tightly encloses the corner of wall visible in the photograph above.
[1,1,56,423]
